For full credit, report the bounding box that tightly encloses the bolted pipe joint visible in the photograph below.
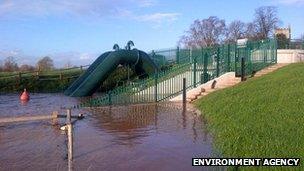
[113,44,120,51]
[126,40,135,50]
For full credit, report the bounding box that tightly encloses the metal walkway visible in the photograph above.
[73,39,277,108]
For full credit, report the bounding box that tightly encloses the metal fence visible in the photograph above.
[0,65,89,92]
[75,39,277,108]
[277,39,304,50]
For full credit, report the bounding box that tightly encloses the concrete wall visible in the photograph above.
[277,49,304,63]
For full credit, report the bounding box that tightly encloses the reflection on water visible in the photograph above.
[0,94,213,171]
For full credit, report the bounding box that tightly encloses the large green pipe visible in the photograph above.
[65,49,158,97]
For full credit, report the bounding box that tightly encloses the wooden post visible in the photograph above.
[36,71,39,80]
[66,109,73,161]
[59,73,63,81]
[0,113,58,124]
[18,72,22,82]
[66,109,71,124]
[51,111,59,125]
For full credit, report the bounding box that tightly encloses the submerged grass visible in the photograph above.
[194,63,304,170]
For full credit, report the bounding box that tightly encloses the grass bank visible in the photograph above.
[0,66,136,93]
[194,63,304,170]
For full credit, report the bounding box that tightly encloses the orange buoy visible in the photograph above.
[20,88,30,101]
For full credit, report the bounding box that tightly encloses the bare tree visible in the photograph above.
[225,20,246,43]
[3,56,18,72]
[36,56,54,71]
[19,64,35,71]
[244,22,259,40]
[178,35,196,48]
[254,6,279,39]
[179,16,226,48]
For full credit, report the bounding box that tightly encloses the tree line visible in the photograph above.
[179,6,284,48]
[0,56,54,72]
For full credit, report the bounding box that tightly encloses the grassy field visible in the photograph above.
[194,63,304,170]
[0,65,136,93]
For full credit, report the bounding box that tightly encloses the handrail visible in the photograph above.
[74,39,277,108]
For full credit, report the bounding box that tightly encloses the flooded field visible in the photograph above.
[0,93,213,171]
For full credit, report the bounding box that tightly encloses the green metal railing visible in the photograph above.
[74,39,277,108]
[235,39,277,77]
[277,39,304,50]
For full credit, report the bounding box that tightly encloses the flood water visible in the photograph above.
[0,93,214,171]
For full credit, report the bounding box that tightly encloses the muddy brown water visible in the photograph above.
[0,93,214,171]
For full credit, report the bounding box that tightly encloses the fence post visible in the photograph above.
[263,44,266,63]
[66,109,73,161]
[176,46,180,64]
[18,72,22,81]
[216,47,220,77]
[193,56,197,87]
[154,72,158,102]
[275,39,278,63]
[203,51,208,83]
[235,45,238,77]
[183,78,186,104]
[241,57,245,81]
[36,71,39,80]
[227,44,231,72]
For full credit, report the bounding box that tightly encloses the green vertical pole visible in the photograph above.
[275,39,278,63]
[263,43,266,64]
[235,44,238,77]
[176,46,180,64]
[227,44,231,72]
[203,51,208,83]
[183,78,186,104]
[246,43,250,75]
[216,47,220,77]
[193,55,197,87]
[241,57,245,81]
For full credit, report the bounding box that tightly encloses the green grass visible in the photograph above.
[0,66,136,93]
[0,68,83,93]
[194,63,304,170]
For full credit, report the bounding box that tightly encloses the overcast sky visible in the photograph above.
[0,0,303,67]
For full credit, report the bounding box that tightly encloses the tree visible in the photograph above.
[36,56,54,71]
[3,56,18,72]
[254,6,279,39]
[276,33,289,49]
[179,16,226,48]
[225,20,246,43]
[19,64,35,71]
[244,22,259,40]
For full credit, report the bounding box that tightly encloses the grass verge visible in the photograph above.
[194,63,304,170]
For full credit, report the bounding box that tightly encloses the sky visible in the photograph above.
[0,0,303,67]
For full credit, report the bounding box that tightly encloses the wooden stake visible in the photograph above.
[66,109,73,161]
[0,113,58,124]
[67,123,73,161]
